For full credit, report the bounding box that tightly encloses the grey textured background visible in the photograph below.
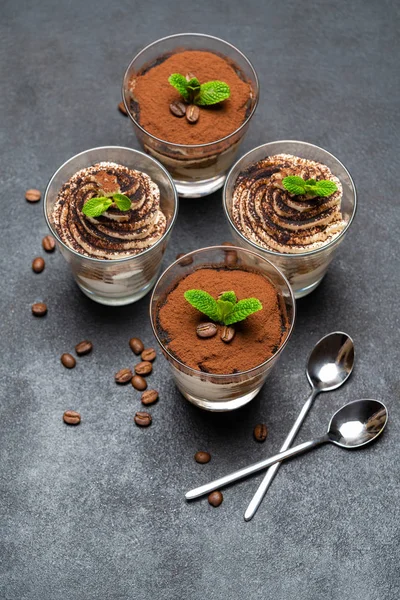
[1,0,399,598]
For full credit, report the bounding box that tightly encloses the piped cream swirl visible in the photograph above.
[232,154,346,253]
[52,162,167,259]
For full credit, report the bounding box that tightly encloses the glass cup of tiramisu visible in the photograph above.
[122,33,259,198]
[223,141,357,298]
[150,246,295,411]
[44,146,178,305]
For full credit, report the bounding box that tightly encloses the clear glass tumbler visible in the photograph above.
[223,141,357,299]
[150,246,295,412]
[44,146,178,306]
[122,33,259,198]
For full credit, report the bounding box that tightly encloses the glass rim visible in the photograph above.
[121,32,260,149]
[223,139,358,259]
[149,244,296,379]
[43,145,179,265]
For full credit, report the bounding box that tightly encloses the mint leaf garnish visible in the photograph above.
[217,299,235,323]
[168,74,190,101]
[113,193,132,211]
[197,81,231,106]
[186,77,200,95]
[82,197,113,218]
[184,289,262,326]
[282,176,306,195]
[224,298,263,325]
[184,290,221,322]
[314,180,338,197]
[282,175,338,198]
[218,291,237,304]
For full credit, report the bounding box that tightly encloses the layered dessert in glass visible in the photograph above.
[223,141,357,298]
[44,146,178,305]
[122,33,259,198]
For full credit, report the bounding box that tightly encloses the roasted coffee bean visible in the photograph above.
[61,353,76,369]
[25,188,41,202]
[253,423,268,442]
[220,325,235,343]
[135,361,152,376]
[196,322,217,339]
[225,250,238,267]
[32,302,47,316]
[129,337,144,355]
[75,340,93,356]
[170,100,186,117]
[134,411,152,427]
[208,491,223,507]
[132,375,147,391]
[32,257,45,273]
[141,348,156,362]
[194,451,211,464]
[176,252,194,266]
[186,104,199,124]
[141,389,159,406]
[185,72,196,81]
[42,235,56,252]
[118,101,128,115]
[63,410,81,425]
[115,368,133,384]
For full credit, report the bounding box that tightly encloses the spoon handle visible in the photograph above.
[185,434,329,501]
[244,388,318,521]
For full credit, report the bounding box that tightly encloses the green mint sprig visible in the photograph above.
[282,176,338,198]
[184,289,262,326]
[82,193,131,218]
[168,73,230,106]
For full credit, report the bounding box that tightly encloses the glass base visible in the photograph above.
[175,174,227,198]
[76,272,159,306]
[294,275,325,299]
[179,385,262,412]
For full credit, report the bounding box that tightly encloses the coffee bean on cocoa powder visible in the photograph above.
[132,375,147,391]
[141,389,158,406]
[25,189,41,202]
[141,348,156,362]
[186,104,199,124]
[253,423,268,442]
[170,100,186,117]
[134,411,152,427]
[42,235,56,252]
[208,491,223,507]
[185,72,196,81]
[75,340,93,356]
[32,257,45,273]
[118,101,128,116]
[129,337,144,355]
[61,353,76,369]
[63,410,81,425]
[221,326,235,343]
[135,361,152,376]
[176,252,194,266]
[194,451,211,464]
[196,322,217,339]
[31,302,47,316]
[115,368,133,384]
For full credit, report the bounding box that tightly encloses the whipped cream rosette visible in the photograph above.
[52,162,167,259]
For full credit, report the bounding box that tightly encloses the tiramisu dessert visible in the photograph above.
[231,154,346,254]
[52,162,167,259]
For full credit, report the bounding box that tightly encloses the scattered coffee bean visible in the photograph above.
[132,375,147,391]
[141,348,156,362]
[42,235,56,252]
[75,340,93,356]
[186,104,199,124]
[253,423,268,442]
[208,490,223,507]
[185,72,196,81]
[135,361,152,376]
[196,322,217,339]
[115,368,133,384]
[25,188,41,202]
[63,410,81,425]
[129,337,144,355]
[170,100,186,117]
[221,325,235,343]
[194,451,211,464]
[225,250,238,267]
[32,302,47,317]
[118,101,128,115]
[141,389,159,406]
[32,257,45,273]
[134,411,152,427]
[176,252,194,266]
[61,353,76,369]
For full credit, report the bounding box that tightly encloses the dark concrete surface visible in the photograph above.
[1,0,399,598]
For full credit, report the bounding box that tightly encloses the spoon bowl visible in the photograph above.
[329,399,388,448]
[307,332,355,391]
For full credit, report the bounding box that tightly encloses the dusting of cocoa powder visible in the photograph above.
[157,268,289,375]
[131,51,252,145]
